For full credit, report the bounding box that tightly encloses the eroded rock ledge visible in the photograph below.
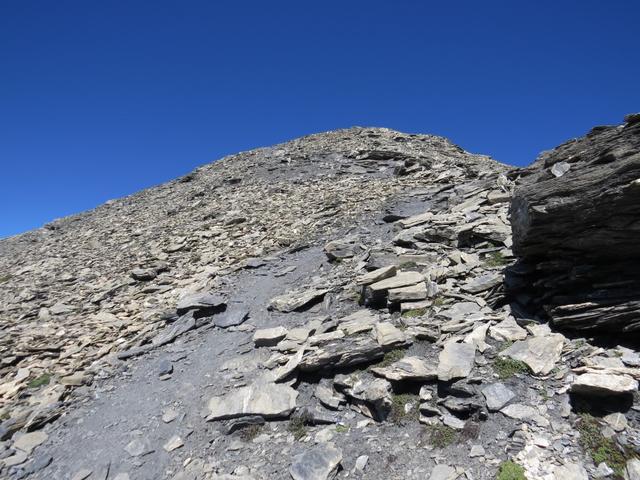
[508,113,640,332]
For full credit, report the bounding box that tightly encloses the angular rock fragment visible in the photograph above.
[324,237,359,261]
[388,282,428,303]
[334,375,392,421]
[299,335,384,372]
[338,310,379,335]
[314,383,345,410]
[500,334,565,375]
[13,430,48,454]
[437,342,475,381]
[481,383,515,411]
[207,382,298,421]
[253,326,288,347]
[289,443,342,480]
[429,464,458,480]
[489,317,527,342]
[500,403,550,427]
[356,265,397,286]
[570,373,638,396]
[213,307,250,328]
[369,271,423,292]
[176,292,226,316]
[269,287,329,313]
[375,322,410,349]
[370,356,437,382]
[461,272,503,294]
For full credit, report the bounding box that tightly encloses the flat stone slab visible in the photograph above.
[489,317,528,342]
[207,382,298,421]
[338,310,379,335]
[570,373,639,396]
[371,356,437,382]
[299,336,384,372]
[269,287,329,313]
[481,382,515,411]
[375,322,410,348]
[437,342,475,381]
[461,272,503,293]
[13,431,48,454]
[289,443,342,480]
[429,464,458,480]
[369,271,424,292]
[176,292,226,315]
[388,282,427,302]
[253,326,288,347]
[356,265,397,286]
[500,334,565,375]
[213,307,249,328]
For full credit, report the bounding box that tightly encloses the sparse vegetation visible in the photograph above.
[398,261,418,270]
[432,297,446,307]
[402,308,427,318]
[288,416,308,440]
[0,273,12,284]
[371,349,405,369]
[496,460,526,480]
[493,357,530,379]
[288,410,313,441]
[484,251,509,268]
[423,423,458,448]
[335,424,349,433]
[577,414,635,477]
[498,340,514,351]
[238,424,263,441]
[389,393,419,424]
[27,373,51,389]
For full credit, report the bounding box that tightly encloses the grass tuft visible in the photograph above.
[402,308,427,318]
[27,373,51,389]
[238,424,263,441]
[484,251,509,268]
[389,393,419,424]
[423,424,458,448]
[493,357,530,379]
[288,410,313,441]
[335,424,349,433]
[496,460,526,480]
[398,261,418,270]
[371,349,405,369]
[577,413,635,477]
[432,297,446,307]
[0,274,12,284]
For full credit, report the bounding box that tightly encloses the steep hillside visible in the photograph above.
[2,121,640,480]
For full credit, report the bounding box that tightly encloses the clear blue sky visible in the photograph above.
[1,1,638,238]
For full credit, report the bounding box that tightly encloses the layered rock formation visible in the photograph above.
[2,122,640,480]
[508,114,640,331]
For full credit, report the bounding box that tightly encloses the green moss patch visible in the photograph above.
[389,393,419,423]
[371,349,405,369]
[402,308,427,318]
[27,373,51,389]
[423,424,458,448]
[493,357,530,379]
[484,251,509,268]
[577,414,636,477]
[496,460,526,480]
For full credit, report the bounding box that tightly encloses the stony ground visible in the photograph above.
[2,127,640,480]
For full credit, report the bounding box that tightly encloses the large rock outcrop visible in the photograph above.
[508,113,640,331]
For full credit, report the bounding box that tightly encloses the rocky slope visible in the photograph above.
[1,121,639,480]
